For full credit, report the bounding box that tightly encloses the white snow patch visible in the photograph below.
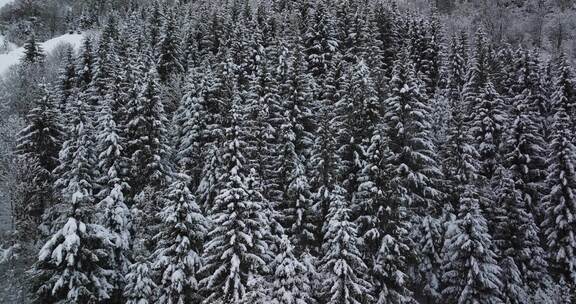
[0,0,13,10]
[0,32,84,76]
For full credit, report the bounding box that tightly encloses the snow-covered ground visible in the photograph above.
[0,33,84,76]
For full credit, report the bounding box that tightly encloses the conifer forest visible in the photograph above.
[2,0,576,303]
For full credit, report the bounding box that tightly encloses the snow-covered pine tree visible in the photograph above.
[147,0,163,56]
[542,82,576,287]
[21,33,45,64]
[491,166,549,302]
[173,63,219,190]
[336,59,379,198]
[96,184,131,302]
[504,49,547,219]
[195,54,237,212]
[14,86,63,235]
[440,35,479,206]
[550,53,576,139]
[309,59,345,250]
[32,96,114,303]
[441,187,503,304]
[382,48,442,213]
[304,0,339,78]
[462,29,489,108]
[77,36,95,90]
[269,236,316,304]
[87,17,121,115]
[358,125,418,303]
[408,18,440,97]
[152,173,207,304]
[275,43,317,254]
[125,68,172,197]
[336,1,370,63]
[57,46,77,112]
[51,94,98,229]
[124,256,157,304]
[319,184,372,304]
[157,7,183,83]
[470,79,506,181]
[16,85,62,177]
[243,48,282,201]
[371,202,416,304]
[95,100,129,198]
[368,2,399,86]
[413,213,443,302]
[200,91,272,303]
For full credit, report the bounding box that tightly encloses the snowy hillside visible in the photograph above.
[0,33,84,75]
[0,0,12,10]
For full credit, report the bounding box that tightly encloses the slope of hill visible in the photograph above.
[0,33,84,76]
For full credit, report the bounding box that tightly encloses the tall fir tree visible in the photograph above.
[309,60,345,250]
[336,60,379,198]
[542,80,576,287]
[470,80,506,181]
[504,49,547,219]
[200,91,272,303]
[32,97,114,303]
[152,173,207,304]
[275,44,317,253]
[441,187,503,304]
[382,48,442,213]
[551,53,576,139]
[124,257,157,304]
[96,184,131,303]
[125,69,172,197]
[491,166,549,303]
[319,185,373,304]
[269,236,316,304]
[21,33,45,64]
[157,8,184,83]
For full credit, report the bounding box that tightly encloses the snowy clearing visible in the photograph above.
[0,33,84,76]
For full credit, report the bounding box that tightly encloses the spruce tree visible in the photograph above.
[96,184,131,302]
[275,45,316,253]
[15,86,62,235]
[22,33,45,64]
[491,166,548,302]
[336,60,379,197]
[77,36,95,90]
[319,185,372,304]
[440,36,479,208]
[441,187,503,304]
[504,49,547,219]
[270,236,316,304]
[354,101,417,304]
[95,101,129,198]
[470,80,506,181]
[542,87,576,286]
[124,257,157,304]
[304,1,339,78]
[16,86,62,175]
[200,93,272,303]
[309,60,345,249]
[125,69,172,196]
[152,174,207,304]
[382,49,442,213]
[157,8,183,83]
[32,97,113,303]
[173,63,219,190]
[551,53,576,139]
[57,46,77,111]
